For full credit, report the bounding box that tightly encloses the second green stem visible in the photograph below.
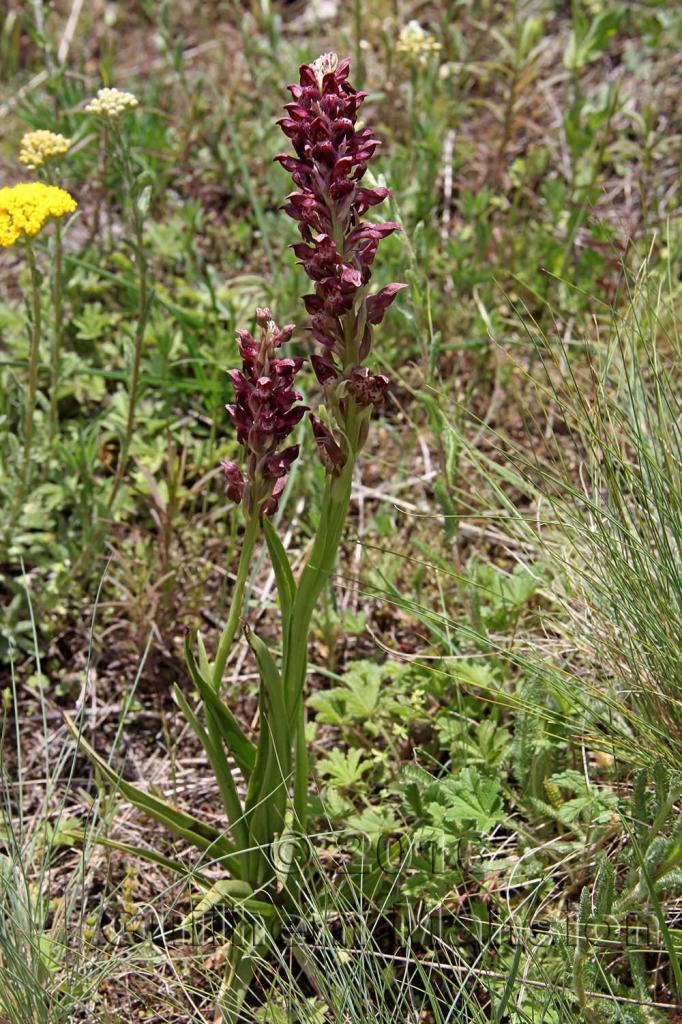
[212,512,261,690]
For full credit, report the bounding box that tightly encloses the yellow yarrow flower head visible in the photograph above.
[19,130,71,169]
[0,183,77,248]
[396,20,442,66]
[85,87,139,118]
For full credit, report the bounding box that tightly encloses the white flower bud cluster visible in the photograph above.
[396,21,442,66]
[19,130,71,168]
[85,88,139,118]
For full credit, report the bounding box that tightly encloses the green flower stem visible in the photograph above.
[238,412,361,848]
[107,125,151,511]
[281,404,364,829]
[44,165,64,444]
[122,248,147,449]
[107,235,149,509]
[212,512,261,691]
[292,708,309,834]
[284,402,364,708]
[48,218,63,443]
[284,465,354,710]
[21,242,42,496]
[288,468,353,829]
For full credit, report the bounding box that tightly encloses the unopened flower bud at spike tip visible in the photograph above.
[310,52,339,87]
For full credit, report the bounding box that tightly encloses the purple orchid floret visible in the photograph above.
[223,307,306,516]
[309,413,346,475]
[275,52,406,473]
[222,459,245,504]
[346,365,390,405]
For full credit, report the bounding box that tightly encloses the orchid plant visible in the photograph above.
[70,53,404,1021]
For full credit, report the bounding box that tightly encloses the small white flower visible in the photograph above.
[19,130,71,168]
[85,87,139,118]
[311,52,339,88]
[396,20,442,67]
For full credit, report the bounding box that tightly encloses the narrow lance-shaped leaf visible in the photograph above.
[246,628,289,773]
[63,829,213,886]
[64,716,241,876]
[196,630,212,682]
[180,879,275,928]
[263,516,296,625]
[185,633,256,779]
[173,684,249,851]
[244,628,291,852]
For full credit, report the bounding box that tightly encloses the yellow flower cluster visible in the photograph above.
[396,20,442,66]
[85,87,139,118]
[0,183,77,248]
[19,130,71,169]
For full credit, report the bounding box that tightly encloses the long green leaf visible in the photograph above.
[263,517,295,625]
[196,631,212,682]
[185,634,256,778]
[244,629,292,854]
[173,684,249,851]
[243,704,274,883]
[181,879,250,927]
[180,879,275,927]
[63,829,212,885]
[246,629,288,769]
[65,717,241,876]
